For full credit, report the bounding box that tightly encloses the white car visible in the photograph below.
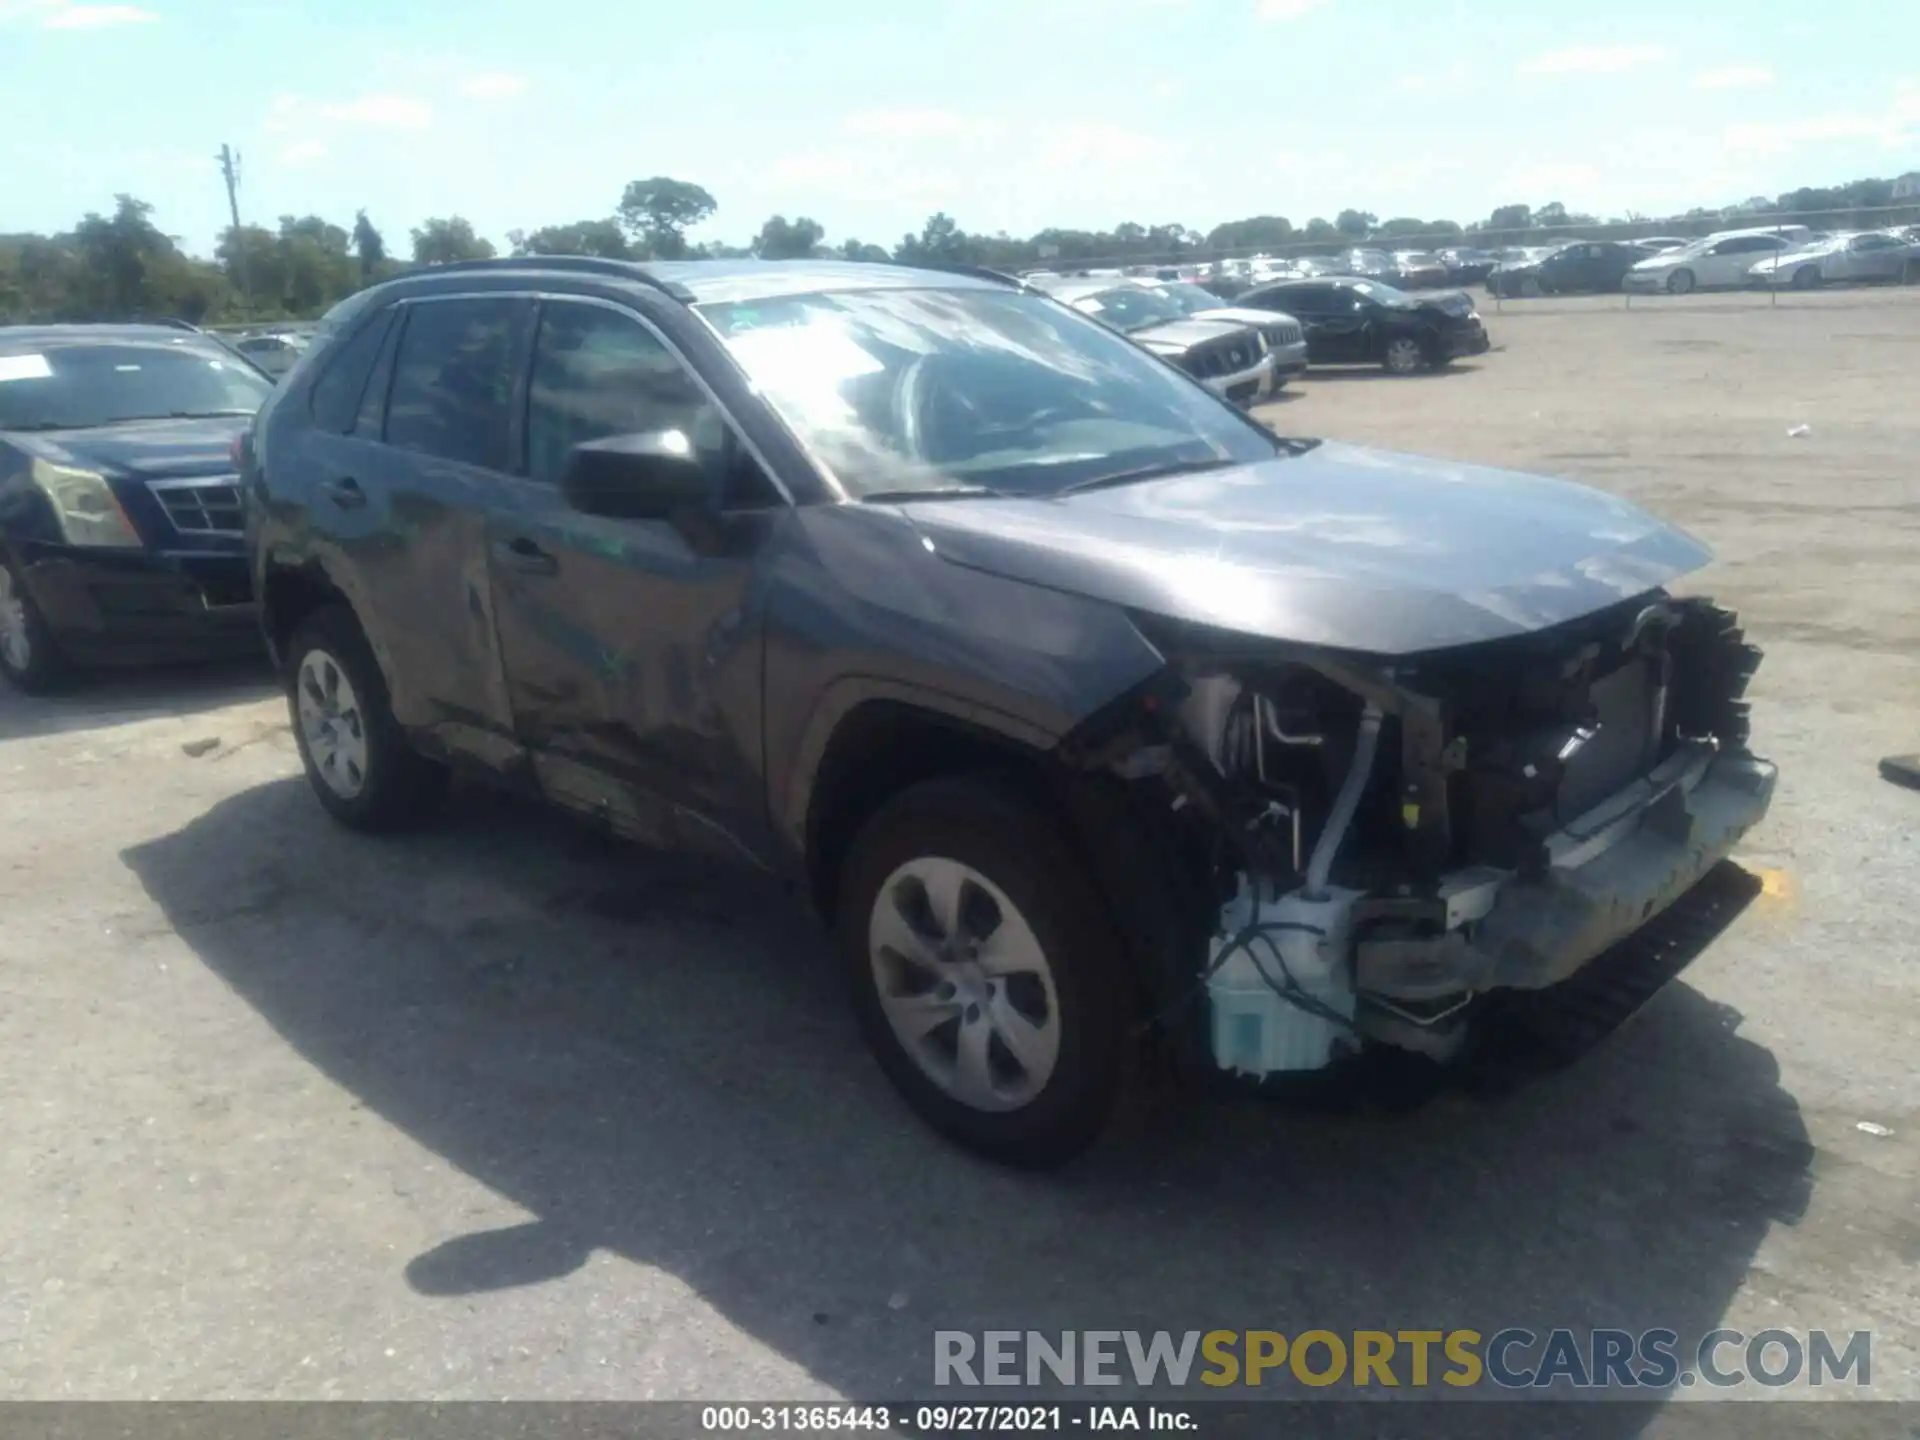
[1746,231,1919,288]
[233,332,309,378]
[1623,228,1813,294]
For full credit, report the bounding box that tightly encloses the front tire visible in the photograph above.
[1382,335,1425,375]
[1791,266,1821,291]
[1667,268,1696,295]
[0,558,65,695]
[838,777,1128,1168]
[285,604,447,832]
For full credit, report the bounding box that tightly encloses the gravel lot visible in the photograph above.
[2,287,1915,1416]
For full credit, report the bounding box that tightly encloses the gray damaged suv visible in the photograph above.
[244,258,1775,1166]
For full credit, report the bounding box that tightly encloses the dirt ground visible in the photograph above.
[1,287,1915,1416]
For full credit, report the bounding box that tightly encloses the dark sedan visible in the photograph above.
[1235,276,1490,374]
[1536,241,1659,294]
[0,325,271,691]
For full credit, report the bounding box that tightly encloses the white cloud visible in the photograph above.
[459,72,526,99]
[262,92,303,133]
[277,139,328,166]
[1504,161,1601,194]
[837,108,1000,141]
[1693,65,1773,90]
[1033,122,1179,172]
[1257,0,1324,18]
[1398,62,1473,93]
[770,149,864,188]
[37,1,157,27]
[1517,44,1669,76]
[319,94,433,129]
[1721,113,1893,156]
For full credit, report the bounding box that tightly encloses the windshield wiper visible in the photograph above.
[861,485,1008,503]
[1055,456,1240,497]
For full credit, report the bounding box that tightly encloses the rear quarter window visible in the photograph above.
[309,309,395,434]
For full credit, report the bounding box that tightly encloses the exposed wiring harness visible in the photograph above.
[1142,917,1359,1038]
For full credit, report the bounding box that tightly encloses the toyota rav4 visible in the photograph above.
[243,258,1775,1166]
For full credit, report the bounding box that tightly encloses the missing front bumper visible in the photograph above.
[1355,743,1777,1005]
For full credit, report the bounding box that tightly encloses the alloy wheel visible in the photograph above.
[867,856,1062,1114]
[1384,337,1424,375]
[0,569,31,674]
[296,648,370,799]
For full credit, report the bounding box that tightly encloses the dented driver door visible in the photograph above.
[482,296,777,863]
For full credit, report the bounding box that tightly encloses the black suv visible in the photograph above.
[1,325,272,692]
[246,258,1773,1165]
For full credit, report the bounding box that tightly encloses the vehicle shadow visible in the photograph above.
[122,778,1812,1417]
[1300,363,1484,382]
[0,655,277,743]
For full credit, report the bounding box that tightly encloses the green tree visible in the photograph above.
[836,238,891,263]
[752,215,824,259]
[1479,203,1532,240]
[410,216,496,265]
[351,210,387,281]
[277,214,356,315]
[508,219,631,258]
[1302,217,1339,243]
[617,177,717,259]
[70,195,171,318]
[1334,209,1377,239]
[894,212,976,266]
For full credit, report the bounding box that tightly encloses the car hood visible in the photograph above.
[1194,305,1301,329]
[895,441,1712,656]
[1631,252,1693,271]
[10,415,249,479]
[1128,317,1250,353]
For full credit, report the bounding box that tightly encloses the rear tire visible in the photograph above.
[837,777,1128,1168]
[0,558,66,695]
[285,604,447,832]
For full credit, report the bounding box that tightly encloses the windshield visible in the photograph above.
[1345,279,1416,307]
[1064,285,1188,333]
[0,341,272,431]
[1151,282,1228,316]
[697,286,1278,500]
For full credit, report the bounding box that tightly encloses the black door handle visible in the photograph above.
[319,477,365,509]
[491,536,559,576]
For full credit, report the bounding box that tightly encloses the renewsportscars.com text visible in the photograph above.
[933,1328,1871,1391]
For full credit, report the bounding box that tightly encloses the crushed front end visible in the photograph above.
[1063,593,1776,1078]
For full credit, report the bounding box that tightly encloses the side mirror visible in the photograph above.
[558,430,714,521]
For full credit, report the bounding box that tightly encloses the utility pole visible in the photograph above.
[217,143,252,319]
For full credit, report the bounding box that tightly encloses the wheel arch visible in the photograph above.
[796,692,1061,926]
[793,683,1205,1027]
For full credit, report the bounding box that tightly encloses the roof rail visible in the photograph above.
[908,262,1035,292]
[403,254,692,299]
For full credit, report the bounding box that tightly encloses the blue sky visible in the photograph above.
[3,0,1916,257]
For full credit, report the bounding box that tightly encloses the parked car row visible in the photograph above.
[1028,272,1490,382]
[1481,227,1919,298]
